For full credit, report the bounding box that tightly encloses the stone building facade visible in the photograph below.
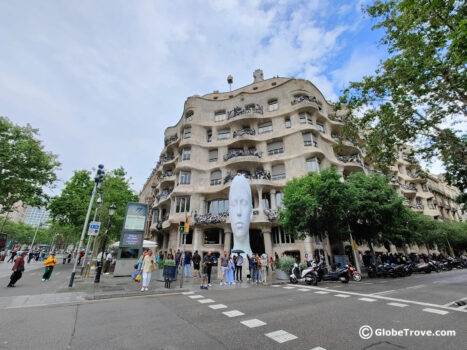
[140,70,462,261]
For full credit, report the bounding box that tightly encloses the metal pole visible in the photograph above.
[180,233,186,288]
[69,182,97,287]
[95,216,111,283]
[349,232,361,274]
[30,222,42,251]
[80,204,100,276]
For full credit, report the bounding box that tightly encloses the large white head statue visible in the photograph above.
[229,174,253,256]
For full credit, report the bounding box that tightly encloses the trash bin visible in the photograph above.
[163,265,177,288]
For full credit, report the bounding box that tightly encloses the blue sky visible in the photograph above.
[0,0,397,194]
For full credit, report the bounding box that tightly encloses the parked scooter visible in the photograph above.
[347,263,362,282]
[315,263,350,283]
[290,262,318,285]
[367,263,398,278]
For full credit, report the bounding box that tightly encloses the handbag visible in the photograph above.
[134,263,139,269]
[17,266,25,272]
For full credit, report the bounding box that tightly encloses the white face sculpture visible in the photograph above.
[229,175,253,241]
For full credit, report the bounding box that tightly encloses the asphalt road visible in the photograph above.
[0,267,466,350]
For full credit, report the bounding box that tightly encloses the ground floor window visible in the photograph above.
[272,226,295,244]
[179,229,193,246]
[204,228,224,245]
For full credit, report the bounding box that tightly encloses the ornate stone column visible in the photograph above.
[257,187,263,210]
[224,230,232,253]
[263,230,272,257]
[193,226,202,253]
[270,189,277,210]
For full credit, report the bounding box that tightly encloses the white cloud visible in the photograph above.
[0,0,373,192]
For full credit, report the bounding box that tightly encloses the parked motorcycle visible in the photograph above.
[347,263,362,282]
[290,262,318,286]
[315,263,350,283]
[367,263,398,278]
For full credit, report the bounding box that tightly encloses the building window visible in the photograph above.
[204,228,224,245]
[316,122,325,133]
[209,149,218,162]
[258,121,273,134]
[299,112,313,124]
[271,164,286,180]
[272,226,295,244]
[210,170,222,186]
[152,209,159,223]
[217,129,230,140]
[285,118,291,128]
[179,229,193,246]
[268,99,278,112]
[262,193,271,209]
[182,148,191,161]
[306,157,320,173]
[179,171,191,185]
[183,127,191,139]
[208,199,229,214]
[206,130,212,142]
[185,111,194,122]
[267,141,284,155]
[422,184,428,192]
[214,110,227,122]
[276,192,283,209]
[175,196,190,213]
[302,132,317,147]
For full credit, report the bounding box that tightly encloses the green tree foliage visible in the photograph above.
[0,117,60,214]
[279,168,348,242]
[48,167,138,245]
[345,173,412,252]
[0,218,49,245]
[338,0,467,203]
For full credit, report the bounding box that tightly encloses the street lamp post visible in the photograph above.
[30,222,43,251]
[69,164,105,287]
[80,193,103,276]
[94,204,116,283]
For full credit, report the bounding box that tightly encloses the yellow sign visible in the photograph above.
[352,240,358,250]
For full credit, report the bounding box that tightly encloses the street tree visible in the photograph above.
[0,117,60,215]
[279,167,349,244]
[345,172,412,256]
[338,0,467,204]
[48,167,138,247]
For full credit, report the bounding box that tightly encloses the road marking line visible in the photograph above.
[310,347,327,350]
[198,299,215,304]
[241,319,267,328]
[265,330,297,343]
[182,292,195,295]
[406,284,425,289]
[283,286,295,289]
[222,310,244,317]
[387,302,408,308]
[359,298,377,302]
[334,294,351,298]
[271,285,281,287]
[188,295,204,299]
[285,284,466,313]
[315,291,329,294]
[209,304,227,310]
[423,308,449,315]
[298,288,310,292]
[372,290,396,295]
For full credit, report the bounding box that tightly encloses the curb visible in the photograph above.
[84,288,189,301]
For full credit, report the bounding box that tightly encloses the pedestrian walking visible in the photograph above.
[248,254,254,282]
[103,251,113,274]
[141,250,155,292]
[42,252,57,281]
[192,251,201,278]
[203,251,214,286]
[260,253,268,284]
[7,249,17,263]
[235,252,243,282]
[8,252,27,287]
[28,251,35,264]
[254,254,261,284]
[220,251,229,285]
[184,251,192,277]
[175,249,182,270]
[269,256,275,271]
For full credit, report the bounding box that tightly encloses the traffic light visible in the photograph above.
[179,221,185,232]
[184,217,190,233]
[95,164,105,184]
